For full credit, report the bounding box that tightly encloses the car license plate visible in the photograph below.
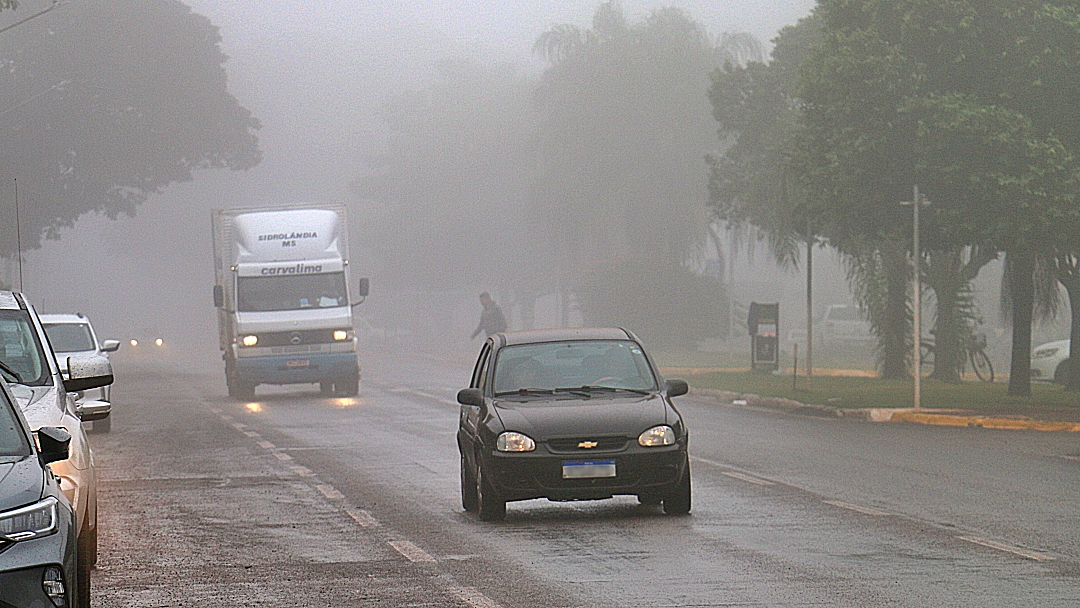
[562,460,616,479]
[285,359,310,368]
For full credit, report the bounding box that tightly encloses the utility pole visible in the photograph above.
[806,233,813,378]
[901,185,929,410]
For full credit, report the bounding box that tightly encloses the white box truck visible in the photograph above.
[211,204,368,400]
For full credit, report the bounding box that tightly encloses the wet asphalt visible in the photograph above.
[88,347,1080,607]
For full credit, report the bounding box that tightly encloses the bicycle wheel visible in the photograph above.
[970,349,994,382]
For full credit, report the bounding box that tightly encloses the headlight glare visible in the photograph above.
[242,335,258,347]
[0,496,58,542]
[638,425,676,447]
[496,431,535,452]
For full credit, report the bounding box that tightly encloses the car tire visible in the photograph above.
[662,458,691,516]
[460,453,478,512]
[475,459,505,521]
[91,416,111,434]
[77,524,93,607]
[637,494,662,506]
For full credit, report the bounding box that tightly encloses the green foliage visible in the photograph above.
[0,0,260,256]
[0,1,17,11]
[575,259,726,349]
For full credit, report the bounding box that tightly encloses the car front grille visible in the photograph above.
[546,436,629,454]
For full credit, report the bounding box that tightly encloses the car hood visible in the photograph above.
[0,457,45,512]
[493,393,668,440]
[9,384,64,430]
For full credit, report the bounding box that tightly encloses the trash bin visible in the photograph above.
[748,302,779,372]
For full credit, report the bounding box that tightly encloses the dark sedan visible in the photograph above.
[457,328,690,521]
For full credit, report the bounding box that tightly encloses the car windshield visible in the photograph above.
[493,340,658,395]
[43,322,96,353]
[0,390,31,462]
[237,272,348,312]
[0,310,51,387]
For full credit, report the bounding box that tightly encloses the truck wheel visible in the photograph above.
[320,381,334,395]
[92,416,111,434]
[335,375,360,397]
[230,380,255,401]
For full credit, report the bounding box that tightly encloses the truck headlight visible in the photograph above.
[242,335,258,347]
[333,330,349,341]
[0,496,58,542]
[496,432,535,452]
[638,425,676,447]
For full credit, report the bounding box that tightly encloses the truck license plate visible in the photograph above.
[562,460,616,479]
[285,359,310,368]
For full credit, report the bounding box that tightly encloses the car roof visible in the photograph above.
[0,291,22,310]
[38,313,91,324]
[495,327,635,347]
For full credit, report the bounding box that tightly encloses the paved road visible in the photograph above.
[90,348,1080,606]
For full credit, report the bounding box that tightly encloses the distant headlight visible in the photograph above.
[333,330,349,341]
[130,339,138,347]
[0,496,58,542]
[155,338,164,347]
[1033,347,1060,359]
[638,425,676,447]
[496,431,535,452]
[242,335,258,347]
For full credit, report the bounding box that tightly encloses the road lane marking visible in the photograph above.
[719,471,775,486]
[448,587,502,608]
[316,484,344,500]
[272,452,293,461]
[288,464,315,477]
[220,414,233,421]
[243,431,260,438]
[957,536,1055,561]
[389,540,437,563]
[346,509,379,527]
[414,390,459,406]
[256,440,275,450]
[230,422,248,430]
[209,407,222,414]
[822,500,891,516]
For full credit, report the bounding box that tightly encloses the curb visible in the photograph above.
[689,388,1080,432]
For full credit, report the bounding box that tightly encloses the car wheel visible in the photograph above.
[662,458,691,516]
[91,416,111,434]
[1054,359,1072,385]
[637,494,662,506]
[233,381,256,401]
[460,453,478,512]
[77,524,93,607]
[475,458,505,521]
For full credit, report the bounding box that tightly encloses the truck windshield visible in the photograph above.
[0,310,51,387]
[237,272,349,312]
[43,323,96,353]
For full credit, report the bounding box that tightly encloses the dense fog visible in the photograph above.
[2,0,1065,371]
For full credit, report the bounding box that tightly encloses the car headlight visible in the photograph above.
[638,425,676,447]
[0,496,58,542]
[333,330,350,341]
[242,335,258,347]
[496,431,535,452]
[1033,347,1059,359]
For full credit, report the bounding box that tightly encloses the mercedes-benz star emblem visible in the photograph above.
[290,332,302,345]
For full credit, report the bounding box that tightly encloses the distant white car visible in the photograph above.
[820,304,873,345]
[1031,339,1070,383]
[40,313,120,433]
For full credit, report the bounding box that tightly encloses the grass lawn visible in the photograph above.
[679,370,1080,421]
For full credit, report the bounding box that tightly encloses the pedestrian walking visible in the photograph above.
[471,292,507,339]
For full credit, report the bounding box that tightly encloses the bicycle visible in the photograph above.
[920,332,994,382]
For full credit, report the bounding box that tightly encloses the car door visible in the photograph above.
[459,341,492,463]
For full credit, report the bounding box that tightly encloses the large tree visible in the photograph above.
[533,1,760,344]
[0,0,261,257]
[794,0,1080,394]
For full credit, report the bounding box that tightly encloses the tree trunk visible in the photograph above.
[880,242,910,380]
[1061,274,1080,391]
[1007,249,1035,396]
[924,250,964,383]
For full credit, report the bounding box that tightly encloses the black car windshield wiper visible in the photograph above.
[577,385,654,396]
[494,388,555,397]
[552,387,593,398]
[0,359,22,383]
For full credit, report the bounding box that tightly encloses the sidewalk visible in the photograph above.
[691,387,1080,432]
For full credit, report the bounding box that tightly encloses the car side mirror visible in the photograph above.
[64,355,114,393]
[665,379,689,397]
[36,426,71,465]
[100,339,121,353]
[213,284,225,308]
[457,388,484,406]
[75,399,111,422]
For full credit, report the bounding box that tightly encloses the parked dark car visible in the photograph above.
[457,328,691,521]
[0,375,80,607]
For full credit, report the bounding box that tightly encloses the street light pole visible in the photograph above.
[901,185,929,410]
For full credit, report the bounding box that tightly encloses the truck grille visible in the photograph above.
[250,328,347,347]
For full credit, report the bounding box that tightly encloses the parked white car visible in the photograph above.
[40,313,120,433]
[1031,339,1070,383]
[819,304,873,345]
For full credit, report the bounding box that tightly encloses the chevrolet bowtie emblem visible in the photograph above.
[578,441,598,449]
